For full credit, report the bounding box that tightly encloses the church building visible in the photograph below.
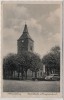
[17,24,45,79]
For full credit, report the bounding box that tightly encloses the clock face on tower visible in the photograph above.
[22,40,24,43]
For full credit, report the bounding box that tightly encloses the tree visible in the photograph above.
[16,51,33,79]
[19,51,34,79]
[15,54,25,80]
[51,46,60,70]
[30,53,41,78]
[42,46,60,75]
[3,53,17,79]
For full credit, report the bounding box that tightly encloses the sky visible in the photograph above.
[2,2,61,58]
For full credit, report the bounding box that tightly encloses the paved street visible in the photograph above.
[3,80,60,92]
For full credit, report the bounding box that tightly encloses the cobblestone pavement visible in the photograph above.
[3,80,60,92]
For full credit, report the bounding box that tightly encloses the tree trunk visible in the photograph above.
[11,71,13,79]
[3,69,6,79]
[35,71,37,78]
[21,67,23,80]
[25,70,27,79]
[10,71,12,79]
[8,70,10,79]
[14,71,15,78]
[46,66,48,75]
[21,71,23,80]
[18,72,19,79]
[32,71,33,77]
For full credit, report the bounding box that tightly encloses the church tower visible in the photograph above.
[17,24,34,54]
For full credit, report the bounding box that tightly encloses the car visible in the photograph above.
[45,74,60,81]
[32,76,45,81]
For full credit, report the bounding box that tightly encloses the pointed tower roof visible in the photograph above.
[18,24,34,42]
[23,24,28,33]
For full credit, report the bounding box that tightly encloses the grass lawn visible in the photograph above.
[3,80,60,92]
